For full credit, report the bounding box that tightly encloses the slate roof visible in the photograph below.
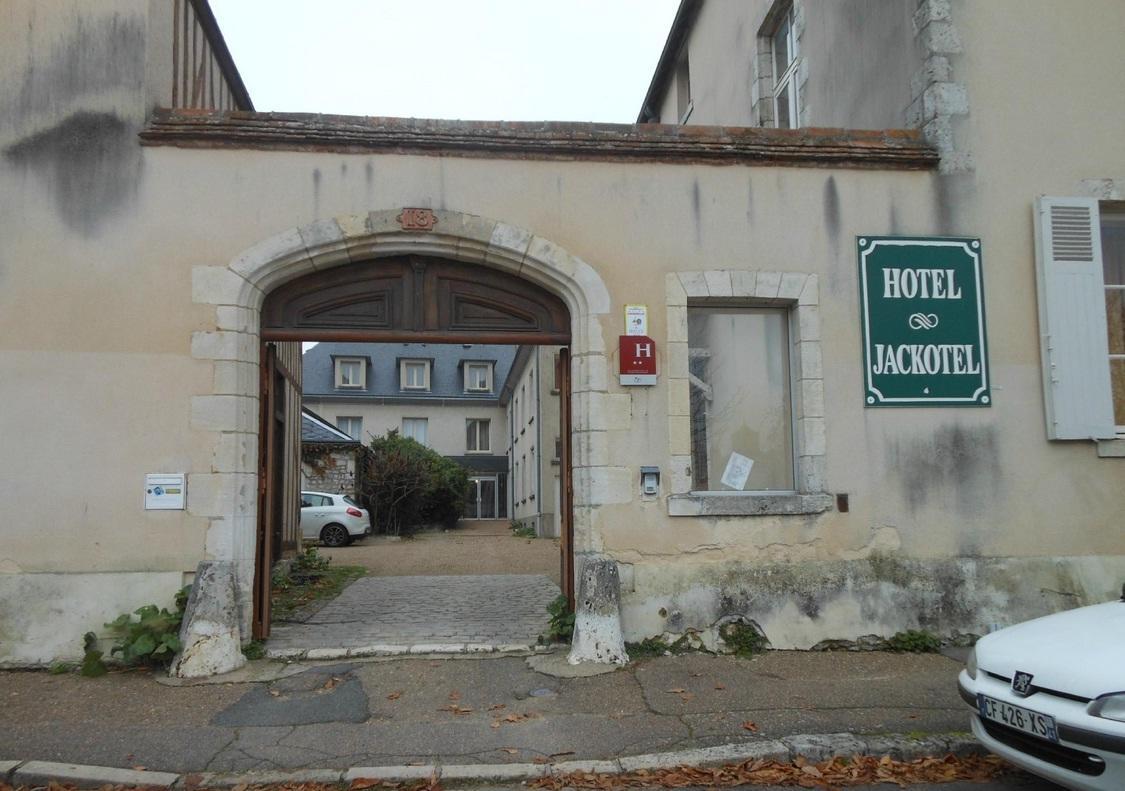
[301,407,359,444]
[302,342,518,402]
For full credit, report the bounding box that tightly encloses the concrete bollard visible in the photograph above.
[170,561,247,678]
[568,558,629,666]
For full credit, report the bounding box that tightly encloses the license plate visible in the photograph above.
[977,693,1058,743]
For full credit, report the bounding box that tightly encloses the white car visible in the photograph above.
[299,491,371,547]
[958,591,1125,791]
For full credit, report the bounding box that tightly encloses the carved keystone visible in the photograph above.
[170,561,247,678]
[567,558,629,666]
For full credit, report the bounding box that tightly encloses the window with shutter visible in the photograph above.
[1033,197,1116,440]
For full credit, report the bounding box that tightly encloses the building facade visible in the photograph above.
[301,342,517,520]
[505,346,564,537]
[1,0,1122,666]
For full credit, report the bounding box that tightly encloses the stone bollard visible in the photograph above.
[170,561,247,678]
[567,558,629,666]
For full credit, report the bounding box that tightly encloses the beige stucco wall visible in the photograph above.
[2,0,1124,663]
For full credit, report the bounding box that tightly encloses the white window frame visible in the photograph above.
[402,417,428,446]
[336,416,363,441]
[665,270,833,517]
[1101,204,1125,435]
[334,357,366,389]
[399,359,430,391]
[466,418,490,453]
[464,362,493,393]
[771,4,800,129]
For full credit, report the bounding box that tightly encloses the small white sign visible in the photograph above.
[619,374,657,386]
[145,473,186,510]
[720,453,754,490]
[625,304,648,336]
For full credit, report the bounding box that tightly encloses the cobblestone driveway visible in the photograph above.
[267,574,560,658]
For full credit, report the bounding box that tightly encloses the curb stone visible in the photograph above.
[0,761,23,783]
[13,761,178,789]
[2,733,984,788]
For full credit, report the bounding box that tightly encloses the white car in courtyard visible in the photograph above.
[299,491,371,547]
[958,590,1125,791]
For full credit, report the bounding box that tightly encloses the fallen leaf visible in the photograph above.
[131,765,146,771]
[268,689,281,697]
[489,703,507,711]
[386,691,402,701]
[665,688,686,694]
[439,703,473,715]
[322,677,341,691]
[449,690,461,701]
[500,748,519,754]
[742,721,759,732]
[714,684,726,690]
[349,778,384,790]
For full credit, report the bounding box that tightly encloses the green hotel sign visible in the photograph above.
[858,236,990,407]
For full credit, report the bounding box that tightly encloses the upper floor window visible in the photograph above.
[335,357,366,389]
[466,418,490,453]
[400,359,430,391]
[465,362,493,393]
[771,4,800,128]
[675,51,692,124]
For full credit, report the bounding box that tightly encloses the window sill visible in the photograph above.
[667,492,835,517]
[465,450,491,455]
[1096,438,1125,458]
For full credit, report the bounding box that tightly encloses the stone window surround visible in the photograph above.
[665,269,832,517]
[189,209,614,636]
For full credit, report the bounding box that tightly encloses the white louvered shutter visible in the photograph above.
[1033,197,1115,440]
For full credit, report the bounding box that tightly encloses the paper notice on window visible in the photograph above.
[720,452,754,490]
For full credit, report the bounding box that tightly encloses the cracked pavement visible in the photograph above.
[0,651,971,773]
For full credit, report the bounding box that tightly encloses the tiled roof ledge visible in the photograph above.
[141,110,938,170]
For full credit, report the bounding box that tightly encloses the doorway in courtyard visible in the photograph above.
[252,254,574,657]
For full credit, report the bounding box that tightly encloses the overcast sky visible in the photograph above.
[208,0,680,123]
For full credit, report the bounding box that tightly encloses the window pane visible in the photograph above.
[1108,291,1125,355]
[775,84,791,129]
[772,16,790,77]
[479,420,490,451]
[1112,359,1125,426]
[1102,210,1125,285]
[688,307,794,491]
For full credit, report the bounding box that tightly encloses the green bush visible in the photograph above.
[359,430,470,535]
[885,629,942,653]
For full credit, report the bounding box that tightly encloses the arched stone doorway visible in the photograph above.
[189,209,611,642]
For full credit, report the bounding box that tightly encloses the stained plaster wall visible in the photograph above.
[2,2,1124,664]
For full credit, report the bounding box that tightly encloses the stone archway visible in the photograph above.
[189,209,612,640]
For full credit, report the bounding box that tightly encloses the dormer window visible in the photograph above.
[464,362,493,393]
[400,359,431,391]
[334,357,366,389]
